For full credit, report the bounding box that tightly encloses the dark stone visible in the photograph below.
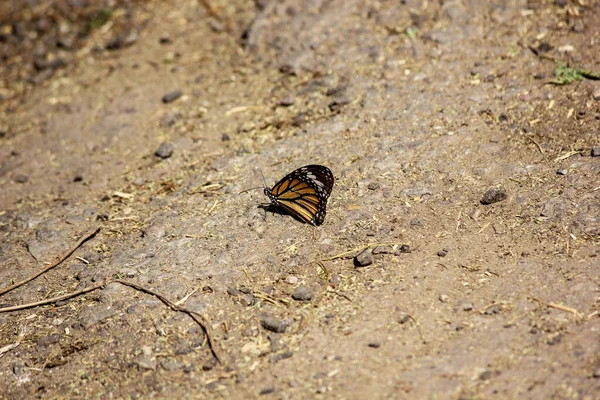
[221,133,231,141]
[260,315,288,333]
[354,249,373,267]
[367,182,380,190]
[259,385,275,395]
[368,342,381,348]
[106,30,138,50]
[480,188,507,205]
[159,34,172,44]
[155,142,174,158]
[34,57,66,71]
[591,147,600,157]
[162,90,183,103]
[240,293,255,306]
[277,94,295,107]
[480,370,493,380]
[399,244,411,253]
[73,175,83,182]
[270,351,293,363]
[437,248,448,257]
[292,286,313,301]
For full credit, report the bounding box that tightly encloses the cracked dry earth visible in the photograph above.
[1,0,600,399]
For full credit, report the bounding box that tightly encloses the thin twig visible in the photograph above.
[0,278,223,365]
[528,296,582,318]
[113,279,223,364]
[547,302,582,317]
[0,281,107,313]
[0,228,101,297]
[526,136,544,154]
[175,288,199,306]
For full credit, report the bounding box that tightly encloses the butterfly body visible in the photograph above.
[264,165,334,226]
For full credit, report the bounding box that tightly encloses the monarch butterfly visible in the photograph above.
[263,165,334,226]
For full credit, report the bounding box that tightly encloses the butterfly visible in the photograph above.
[263,165,334,226]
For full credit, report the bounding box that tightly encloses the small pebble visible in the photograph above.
[260,315,288,333]
[262,285,274,295]
[259,385,275,395]
[270,351,293,363]
[354,249,373,267]
[556,169,568,175]
[240,293,255,306]
[410,218,424,227]
[73,174,83,182]
[593,368,600,378]
[368,341,381,348]
[592,88,600,101]
[462,302,473,311]
[159,33,172,44]
[155,142,174,158]
[221,133,231,141]
[439,294,449,303]
[277,94,295,106]
[329,274,341,285]
[437,248,448,257]
[162,89,183,104]
[480,370,493,381]
[287,276,298,284]
[572,20,584,33]
[292,286,313,301]
[591,147,600,157]
[367,182,380,190]
[399,244,411,253]
[227,287,241,296]
[480,188,507,205]
[484,305,500,315]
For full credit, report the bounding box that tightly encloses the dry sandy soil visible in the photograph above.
[1,0,600,399]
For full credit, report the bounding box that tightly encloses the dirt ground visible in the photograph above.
[1,0,600,398]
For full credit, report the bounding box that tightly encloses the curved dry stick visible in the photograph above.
[114,279,223,364]
[0,228,101,297]
[0,278,223,365]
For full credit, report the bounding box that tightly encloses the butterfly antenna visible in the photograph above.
[259,169,268,188]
